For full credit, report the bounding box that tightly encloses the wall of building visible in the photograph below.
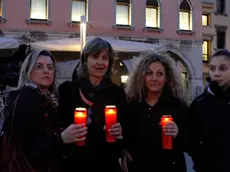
[1,0,202,40]
[0,0,203,100]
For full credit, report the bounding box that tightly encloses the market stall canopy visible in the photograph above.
[29,36,159,54]
[0,37,20,57]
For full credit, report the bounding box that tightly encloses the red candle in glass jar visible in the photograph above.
[105,105,117,143]
[161,115,173,150]
[74,107,87,146]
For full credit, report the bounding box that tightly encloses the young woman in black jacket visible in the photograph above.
[6,50,83,172]
[122,53,188,172]
[187,50,230,172]
[58,38,126,172]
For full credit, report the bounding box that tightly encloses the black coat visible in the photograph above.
[124,93,188,172]
[12,86,63,172]
[58,79,127,172]
[187,85,230,172]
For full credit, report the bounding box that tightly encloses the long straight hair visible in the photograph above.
[16,50,57,94]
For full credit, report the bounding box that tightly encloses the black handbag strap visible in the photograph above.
[1,94,20,136]
[10,95,20,127]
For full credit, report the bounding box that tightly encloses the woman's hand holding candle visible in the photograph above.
[61,124,88,144]
[74,107,88,146]
[108,123,123,140]
[163,121,178,138]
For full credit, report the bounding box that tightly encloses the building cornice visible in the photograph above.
[1,29,202,45]
[202,2,214,9]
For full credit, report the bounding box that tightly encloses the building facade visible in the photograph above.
[0,0,203,100]
[202,0,230,83]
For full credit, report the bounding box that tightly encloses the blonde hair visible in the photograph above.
[16,50,57,94]
[125,53,187,103]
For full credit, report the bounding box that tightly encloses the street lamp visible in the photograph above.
[80,15,87,52]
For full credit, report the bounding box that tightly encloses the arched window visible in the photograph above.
[116,0,131,25]
[71,0,88,22]
[179,0,192,30]
[146,0,160,28]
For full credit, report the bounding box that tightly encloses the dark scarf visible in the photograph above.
[24,80,58,109]
[79,78,112,103]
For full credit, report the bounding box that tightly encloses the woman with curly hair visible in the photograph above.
[122,53,188,172]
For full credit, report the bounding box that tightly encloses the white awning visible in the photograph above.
[29,36,160,53]
[0,37,19,49]
[0,37,20,57]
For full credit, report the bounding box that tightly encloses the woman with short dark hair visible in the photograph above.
[187,49,230,172]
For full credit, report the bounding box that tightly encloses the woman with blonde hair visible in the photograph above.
[1,50,85,172]
[122,53,188,172]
